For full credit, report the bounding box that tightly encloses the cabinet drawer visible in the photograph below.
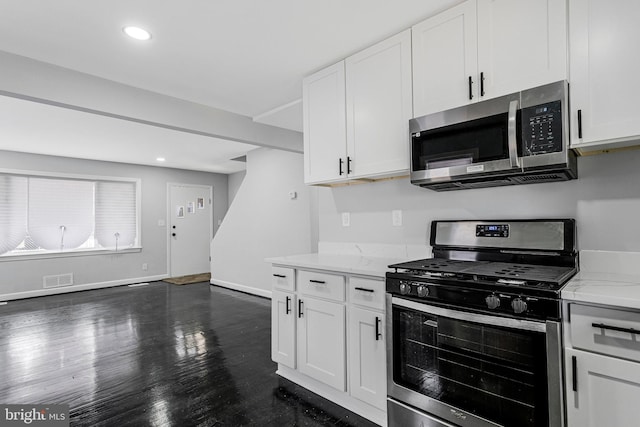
[348,277,385,311]
[271,266,295,292]
[298,270,345,302]
[570,303,640,362]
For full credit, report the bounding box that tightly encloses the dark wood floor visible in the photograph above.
[0,282,378,427]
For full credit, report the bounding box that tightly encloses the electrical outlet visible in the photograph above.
[342,212,351,227]
[392,210,403,226]
[142,263,148,271]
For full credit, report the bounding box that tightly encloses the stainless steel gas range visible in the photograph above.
[386,219,578,427]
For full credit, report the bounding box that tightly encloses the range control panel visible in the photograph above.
[476,224,509,238]
[521,100,563,156]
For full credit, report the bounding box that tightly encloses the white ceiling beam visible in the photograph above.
[0,51,302,153]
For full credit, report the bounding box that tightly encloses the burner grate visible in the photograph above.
[390,258,576,289]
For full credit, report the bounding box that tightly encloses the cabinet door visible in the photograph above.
[569,0,640,147]
[348,307,386,410]
[412,0,478,117]
[303,61,347,184]
[346,29,412,179]
[477,0,567,100]
[566,348,640,427]
[271,290,295,369]
[297,297,346,391]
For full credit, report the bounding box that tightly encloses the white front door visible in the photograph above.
[168,183,212,277]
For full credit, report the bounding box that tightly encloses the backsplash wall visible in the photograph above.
[318,149,640,252]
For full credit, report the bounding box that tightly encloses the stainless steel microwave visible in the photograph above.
[410,81,577,191]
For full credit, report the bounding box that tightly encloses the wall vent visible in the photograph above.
[43,273,74,289]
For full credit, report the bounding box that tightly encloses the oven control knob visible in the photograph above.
[417,285,429,298]
[399,282,411,295]
[485,294,501,309]
[511,298,528,314]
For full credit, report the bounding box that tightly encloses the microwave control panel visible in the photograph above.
[521,100,562,156]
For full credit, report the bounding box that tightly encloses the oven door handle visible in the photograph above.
[508,99,521,169]
[391,296,547,332]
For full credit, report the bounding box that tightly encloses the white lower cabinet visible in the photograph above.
[564,301,640,427]
[348,306,386,410]
[270,265,387,426]
[297,295,346,391]
[565,348,640,427]
[271,290,296,369]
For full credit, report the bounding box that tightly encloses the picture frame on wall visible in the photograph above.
[177,206,185,218]
[187,201,195,214]
[197,197,205,209]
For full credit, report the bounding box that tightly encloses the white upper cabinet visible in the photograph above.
[412,0,567,118]
[412,1,478,116]
[345,29,412,180]
[303,62,347,184]
[303,30,412,185]
[569,0,640,151]
[477,0,567,101]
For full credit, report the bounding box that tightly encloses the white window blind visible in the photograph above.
[28,178,94,251]
[95,181,137,250]
[0,175,28,255]
[0,172,139,257]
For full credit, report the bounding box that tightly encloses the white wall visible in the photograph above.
[228,170,246,206]
[0,150,228,300]
[210,148,313,297]
[318,149,640,253]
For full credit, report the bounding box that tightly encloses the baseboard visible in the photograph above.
[209,277,272,299]
[0,274,168,302]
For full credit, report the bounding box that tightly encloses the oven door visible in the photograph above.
[386,296,564,427]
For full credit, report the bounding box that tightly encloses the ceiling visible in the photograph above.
[0,0,461,173]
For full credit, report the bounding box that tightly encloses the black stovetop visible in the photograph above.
[389,258,577,291]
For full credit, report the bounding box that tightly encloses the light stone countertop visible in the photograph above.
[562,250,640,310]
[265,253,406,278]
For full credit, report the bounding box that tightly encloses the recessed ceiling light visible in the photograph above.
[123,26,152,41]
[156,157,166,162]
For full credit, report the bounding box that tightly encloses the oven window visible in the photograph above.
[412,113,510,172]
[393,306,548,427]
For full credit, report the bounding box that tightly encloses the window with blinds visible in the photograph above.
[0,172,140,257]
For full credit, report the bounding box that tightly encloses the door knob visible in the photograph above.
[172,233,176,237]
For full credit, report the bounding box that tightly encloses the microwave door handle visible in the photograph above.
[508,99,521,168]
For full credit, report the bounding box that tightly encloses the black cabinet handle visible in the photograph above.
[480,72,485,97]
[339,158,344,175]
[355,287,374,293]
[577,109,583,138]
[273,274,286,278]
[298,300,303,318]
[347,156,352,174]
[375,317,382,341]
[172,233,176,237]
[468,76,473,100]
[592,322,639,335]
[285,296,291,315]
[309,279,326,284]
[572,355,578,392]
